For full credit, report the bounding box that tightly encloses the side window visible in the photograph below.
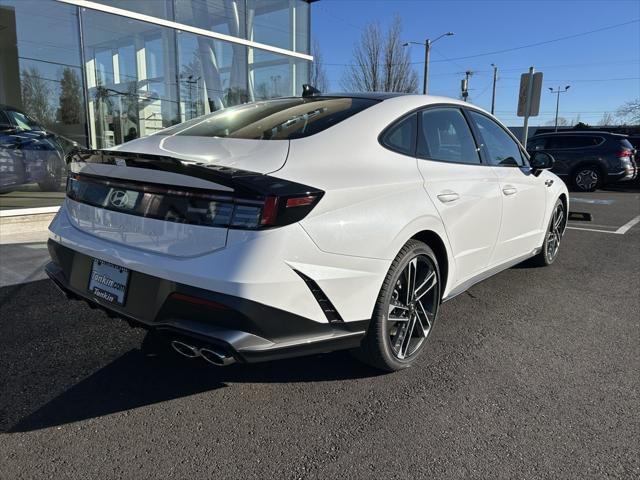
[469,111,524,167]
[545,136,600,149]
[527,137,547,151]
[417,108,480,164]
[380,113,417,156]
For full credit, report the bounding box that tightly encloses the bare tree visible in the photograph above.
[598,112,615,126]
[545,117,569,127]
[21,67,54,126]
[310,39,330,92]
[616,98,640,124]
[341,16,418,93]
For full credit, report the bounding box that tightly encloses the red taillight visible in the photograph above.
[286,195,318,208]
[617,149,632,158]
[170,293,228,310]
[260,196,279,226]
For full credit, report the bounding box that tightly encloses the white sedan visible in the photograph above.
[46,89,568,371]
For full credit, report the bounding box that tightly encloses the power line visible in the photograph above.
[322,18,640,67]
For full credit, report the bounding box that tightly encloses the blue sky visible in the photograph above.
[311,0,640,126]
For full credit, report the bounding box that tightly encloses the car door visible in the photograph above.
[0,109,24,188]
[466,110,547,265]
[416,106,502,283]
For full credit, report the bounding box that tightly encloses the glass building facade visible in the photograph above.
[0,0,313,210]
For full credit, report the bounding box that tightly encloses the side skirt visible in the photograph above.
[442,248,540,302]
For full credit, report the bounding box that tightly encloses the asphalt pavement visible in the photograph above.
[0,188,638,479]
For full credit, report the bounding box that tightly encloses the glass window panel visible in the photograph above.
[469,111,524,166]
[0,0,86,210]
[82,9,180,148]
[91,0,174,20]
[177,30,248,120]
[174,0,246,39]
[418,108,480,165]
[248,0,309,54]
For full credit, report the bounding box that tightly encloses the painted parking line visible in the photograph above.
[566,214,640,235]
[570,197,616,205]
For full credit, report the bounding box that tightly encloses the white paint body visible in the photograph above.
[49,95,568,327]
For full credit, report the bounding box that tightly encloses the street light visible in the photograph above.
[403,31,455,95]
[549,85,570,132]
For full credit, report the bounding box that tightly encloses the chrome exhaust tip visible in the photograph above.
[171,340,200,358]
[170,340,236,366]
[200,347,236,366]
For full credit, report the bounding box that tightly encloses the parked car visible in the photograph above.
[0,104,68,192]
[46,90,568,372]
[526,131,637,191]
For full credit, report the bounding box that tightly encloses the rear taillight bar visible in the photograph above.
[66,171,323,230]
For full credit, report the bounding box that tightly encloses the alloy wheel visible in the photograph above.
[387,255,439,360]
[546,203,564,262]
[575,169,598,191]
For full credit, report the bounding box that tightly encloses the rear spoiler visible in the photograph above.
[66,149,316,198]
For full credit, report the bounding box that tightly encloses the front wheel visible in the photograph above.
[356,240,441,372]
[531,199,565,267]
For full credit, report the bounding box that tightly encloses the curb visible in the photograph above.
[0,213,56,236]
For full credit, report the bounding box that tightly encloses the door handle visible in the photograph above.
[437,191,460,203]
[502,186,517,196]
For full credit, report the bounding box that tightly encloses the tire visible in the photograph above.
[38,154,64,192]
[356,240,441,372]
[572,165,602,192]
[531,199,565,267]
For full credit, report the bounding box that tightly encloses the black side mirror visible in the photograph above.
[530,151,554,176]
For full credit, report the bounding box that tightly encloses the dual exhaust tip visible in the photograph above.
[171,340,236,367]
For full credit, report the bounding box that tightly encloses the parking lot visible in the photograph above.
[0,187,638,479]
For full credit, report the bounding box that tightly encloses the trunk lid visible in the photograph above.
[64,138,290,257]
[111,135,289,174]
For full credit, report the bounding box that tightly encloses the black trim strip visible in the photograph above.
[294,270,344,323]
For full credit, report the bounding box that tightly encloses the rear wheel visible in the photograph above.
[531,199,565,267]
[38,153,64,192]
[356,240,441,371]
[572,165,601,192]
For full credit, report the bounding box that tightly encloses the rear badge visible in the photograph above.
[114,157,127,166]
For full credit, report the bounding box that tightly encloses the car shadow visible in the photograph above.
[1,279,383,433]
[6,344,381,434]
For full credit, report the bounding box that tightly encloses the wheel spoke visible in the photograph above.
[400,316,417,358]
[393,320,410,357]
[414,270,436,302]
[554,208,564,230]
[415,300,432,336]
[405,258,417,304]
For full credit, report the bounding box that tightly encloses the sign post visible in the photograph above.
[517,67,543,146]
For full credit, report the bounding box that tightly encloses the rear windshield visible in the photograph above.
[161,97,379,140]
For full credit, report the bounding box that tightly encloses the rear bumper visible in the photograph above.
[46,240,367,363]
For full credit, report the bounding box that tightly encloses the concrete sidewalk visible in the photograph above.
[0,229,50,288]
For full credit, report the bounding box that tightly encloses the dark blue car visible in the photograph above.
[0,105,68,192]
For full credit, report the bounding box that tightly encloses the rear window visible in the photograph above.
[161,97,379,140]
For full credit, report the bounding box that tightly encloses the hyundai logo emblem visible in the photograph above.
[108,190,130,208]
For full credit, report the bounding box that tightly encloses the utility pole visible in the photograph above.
[461,70,473,102]
[549,85,571,132]
[403,32,455,95]
[522,66,535,146]
[423,39,430,95]
[490,63,498,114]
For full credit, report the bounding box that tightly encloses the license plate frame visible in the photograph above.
[88,258,130,306]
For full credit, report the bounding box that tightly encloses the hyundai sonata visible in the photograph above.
[46,89,568,371]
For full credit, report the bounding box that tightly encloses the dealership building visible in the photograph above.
[0,0,315,211]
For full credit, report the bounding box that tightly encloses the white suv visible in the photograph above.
[46,92,568,371]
